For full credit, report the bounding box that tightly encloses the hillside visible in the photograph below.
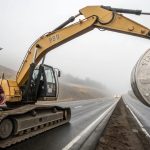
[0,65,110,101]
[58,74,110,100]
[0,65,16,79]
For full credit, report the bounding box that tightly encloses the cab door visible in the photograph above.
[43,65,57,98]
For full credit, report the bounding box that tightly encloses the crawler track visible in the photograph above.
[0,105,71,148]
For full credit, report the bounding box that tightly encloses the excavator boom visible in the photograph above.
[16,6,150,87]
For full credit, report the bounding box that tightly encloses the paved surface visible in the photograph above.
[123,94,150,134]
[6,97,116,150]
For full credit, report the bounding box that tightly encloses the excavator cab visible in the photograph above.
[22,63,60,103]
[33,64,59,100]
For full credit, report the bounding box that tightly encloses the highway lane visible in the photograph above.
[123,94,150,135]
[6,97,117,150]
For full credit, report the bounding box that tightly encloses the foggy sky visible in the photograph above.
[0,0,150,93]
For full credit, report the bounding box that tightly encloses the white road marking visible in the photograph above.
[74,105,82,109]
[62,101,118,150]
[124,101,150,138]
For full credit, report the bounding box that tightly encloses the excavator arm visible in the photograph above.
[1,5,150,103]
[80,6,150,38]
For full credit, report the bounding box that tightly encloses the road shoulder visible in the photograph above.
[96,98,150,150]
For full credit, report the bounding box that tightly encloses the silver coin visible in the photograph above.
[131,49,150,106]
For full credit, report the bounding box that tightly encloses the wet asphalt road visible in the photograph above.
[123,94,150,134]
[6,97,116,150]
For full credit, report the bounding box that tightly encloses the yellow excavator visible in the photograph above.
[0,5,150,148]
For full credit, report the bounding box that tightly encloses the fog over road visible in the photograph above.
[6,98,117,150]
